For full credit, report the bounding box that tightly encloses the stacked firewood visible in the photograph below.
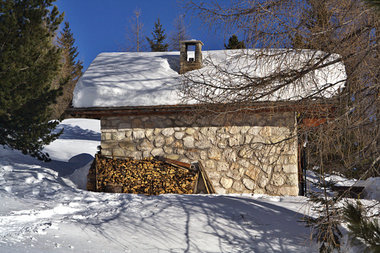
[88,155,198,195]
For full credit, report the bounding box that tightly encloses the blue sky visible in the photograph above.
[55,0,229,70]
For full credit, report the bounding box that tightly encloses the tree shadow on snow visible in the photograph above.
[1,146,94,178]
[68,193,316,253]
[1,144,316,252]
[53,124,100,141]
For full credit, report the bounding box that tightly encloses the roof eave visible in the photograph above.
[66,100,337,119]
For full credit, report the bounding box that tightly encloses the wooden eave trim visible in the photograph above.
[66,101,337,119]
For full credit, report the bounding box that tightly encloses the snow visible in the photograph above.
[186,50,346,103]
[68,161,92,190]
[354,177,380,201]
[73,52,183,107]
[72,49,346,108]
[0,118,378,252]
[307,170,380,201]
[0,118,317,252]
[307,170,357,187]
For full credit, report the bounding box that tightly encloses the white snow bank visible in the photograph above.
[354,177,380,201]
[306,170,380,201]
[45,118,100,162]
[0,151,319,252]
[1,119,378,252]
[72,49,346,107]
[68,161,92,190]
[57,118,101,133]
[306,170,357,187]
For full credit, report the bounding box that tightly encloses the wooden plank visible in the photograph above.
[191,161,216,194]
[66,101,337,118]
[198,162,216,194]
[193,173,199,194]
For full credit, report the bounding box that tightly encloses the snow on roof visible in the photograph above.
[72,50,346,108]
[184,49,346,103]
[72,52,182,108]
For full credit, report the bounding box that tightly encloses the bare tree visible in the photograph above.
[125,8,145,52]
[184,0,379,175]
[169,14,191,51]
[184,0,379,251]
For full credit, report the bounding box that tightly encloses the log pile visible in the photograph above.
[87,155,200,195]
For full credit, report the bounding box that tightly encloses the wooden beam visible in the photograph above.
[66,100,337,119]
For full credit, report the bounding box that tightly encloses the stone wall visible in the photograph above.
[100,112,299,196]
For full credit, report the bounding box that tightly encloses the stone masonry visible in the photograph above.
[179,40,203,74]
[100,112,299,196]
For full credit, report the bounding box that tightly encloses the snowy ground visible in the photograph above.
[0,119,377,252]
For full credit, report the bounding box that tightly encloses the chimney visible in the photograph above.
[179,40,204,74]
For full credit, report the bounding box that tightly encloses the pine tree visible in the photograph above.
[303,170,342,253]
[305,192,342,252]
[224,34,246,49]
[146,18,168,52]
[0,0,64,161]
[343,201,380,252]
[50,21,83,119]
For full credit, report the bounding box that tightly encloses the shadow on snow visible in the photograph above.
[53,124,100,141]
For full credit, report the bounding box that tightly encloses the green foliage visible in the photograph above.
[57,22,83,84]
[224,34,245,49]
[305,191,342,252]
[303,171,342,253]
[50,21,83,119]
[146,18,168,52]
[0,0,64,161]
[343,201,380,252]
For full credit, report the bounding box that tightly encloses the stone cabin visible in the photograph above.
[69,40,346,196]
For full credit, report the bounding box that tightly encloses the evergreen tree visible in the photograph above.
[224,34,246,49]
[304,179,342,253]
[0,0,64,161]
[146,18,168,52]
[50,21,83,119]
[343,201,380,252]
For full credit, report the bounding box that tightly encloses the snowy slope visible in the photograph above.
[0,118,320,252]
[0,118,377,252]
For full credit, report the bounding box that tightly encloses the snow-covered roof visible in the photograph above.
[72,50,346,108]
